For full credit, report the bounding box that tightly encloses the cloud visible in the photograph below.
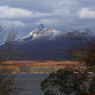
[78,8,95,19]
[1,20,25,27]
[53,9,70,16]
[0,0,95,38]
[0,6,51,19]
[32,17,75,29]
[34,18,59,26]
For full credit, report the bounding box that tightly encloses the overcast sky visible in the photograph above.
[0,0,95,38]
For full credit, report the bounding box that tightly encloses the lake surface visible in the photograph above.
[13,73,94,95]
[15,74,49,95]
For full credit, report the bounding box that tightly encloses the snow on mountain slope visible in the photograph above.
[30,23,46,35]
[18,24,65,42]
[19,24,47,42]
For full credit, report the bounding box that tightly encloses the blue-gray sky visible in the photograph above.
[0,0,95,38]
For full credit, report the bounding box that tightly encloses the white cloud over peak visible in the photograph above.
[79,8,95,19]
[34,18,60,26]
[0,6,51,19]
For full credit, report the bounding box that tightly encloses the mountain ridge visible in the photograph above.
[12,24,95,61]
[18,24,65,42]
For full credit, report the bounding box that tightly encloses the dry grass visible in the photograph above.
[2,60,83,67]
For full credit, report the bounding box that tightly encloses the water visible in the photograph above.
[13,73,94,95]
[15,74,49,95]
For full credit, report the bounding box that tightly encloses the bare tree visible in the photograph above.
[41,29,95,95]
[62,29,95,94]
[62,29,95,66]
[0,23,23,95]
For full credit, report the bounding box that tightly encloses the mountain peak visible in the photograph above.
[18,24,63,42]
[30,24,45,35]
[38,23,45,30]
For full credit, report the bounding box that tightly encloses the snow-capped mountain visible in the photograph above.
[15,24,69,61]
[18,24,65,42]
[20,24,47,41]
[13,24,94,61]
